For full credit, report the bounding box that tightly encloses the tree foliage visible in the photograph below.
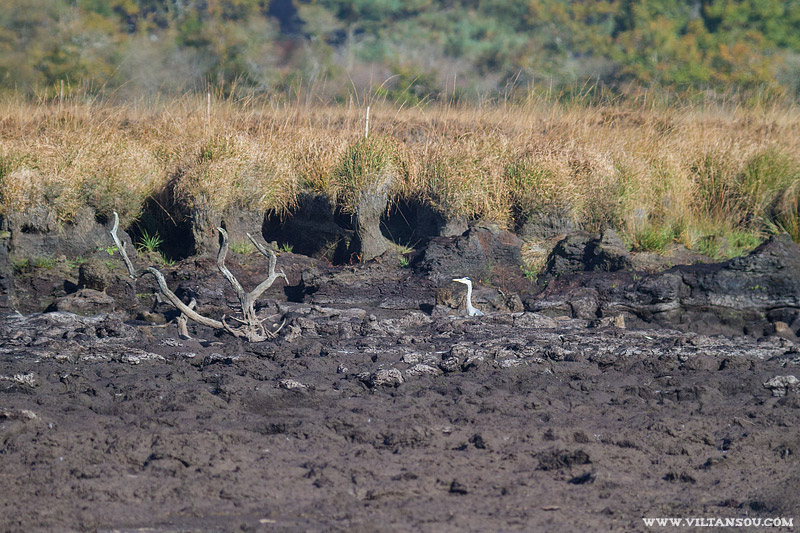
[2,0,800,98]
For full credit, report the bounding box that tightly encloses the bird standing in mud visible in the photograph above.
[452,277,484,316]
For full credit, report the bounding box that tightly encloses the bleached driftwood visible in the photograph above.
[110,212,287,342]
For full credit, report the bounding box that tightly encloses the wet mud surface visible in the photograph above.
[2,298,799,531]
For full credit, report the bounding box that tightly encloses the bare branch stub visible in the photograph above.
[247,232,289,301]
[176,298,197,339]
[110,212,137,279]
[110,212,289,342]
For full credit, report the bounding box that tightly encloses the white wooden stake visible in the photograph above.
[206,92,211,134]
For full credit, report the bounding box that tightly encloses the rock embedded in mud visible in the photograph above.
[533,234,800,338]
[537,448,591,471]
[461,353,486,371]
[358,368,404,388]
[541,230,632,279]
[449,479,469,495]
[0,408,38,421]
[97,314,134,338]
[511,312,559,329]
[439,356,461,373]
[590,315,626,329]
[78,259,112,292]
[48,288,115,316]
[118,349,167,365]
[278,379,307,390]
[405,363,442,377]
[566,288,600,319]
[505,293,524,312]
[0,372,37,389]
[6,206,115,260]
[763,375,799,397]
[768,321,799,343]
[416,225,524,286]
[543,345,569,361]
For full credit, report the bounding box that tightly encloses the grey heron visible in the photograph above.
[452,277,484,316]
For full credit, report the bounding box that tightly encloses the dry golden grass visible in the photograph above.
[1,93,798,259]
[0,101,162,226]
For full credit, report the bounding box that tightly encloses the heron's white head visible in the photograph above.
[452,277,471,286]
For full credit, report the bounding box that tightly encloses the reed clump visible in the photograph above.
[330,134,408,213]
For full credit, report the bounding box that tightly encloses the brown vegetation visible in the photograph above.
[1,94,799,260]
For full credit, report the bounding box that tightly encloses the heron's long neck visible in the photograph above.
[465,283,476,314]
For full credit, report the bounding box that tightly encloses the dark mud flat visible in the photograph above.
[1,300,799,532]
[2,228,800,532]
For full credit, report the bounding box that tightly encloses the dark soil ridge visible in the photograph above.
[2,207,799,341]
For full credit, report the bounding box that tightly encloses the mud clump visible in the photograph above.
[3,206,114,260]
[78,258,113,292]
[417,225,525,287]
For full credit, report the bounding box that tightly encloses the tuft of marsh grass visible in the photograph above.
[11,256,56,273]
[0,105,162,227]
[330,135,407,213]
[520,239,555,282]
[10,257,30,273]
[174,132,298,215]
[414,135,512,224]
[694,227,765,260]
[628,222,682,254]
[230,240,257,255]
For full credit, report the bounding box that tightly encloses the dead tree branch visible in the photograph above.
[215,227,289,342]
[145,267,224,330]
[110,212,288,342]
